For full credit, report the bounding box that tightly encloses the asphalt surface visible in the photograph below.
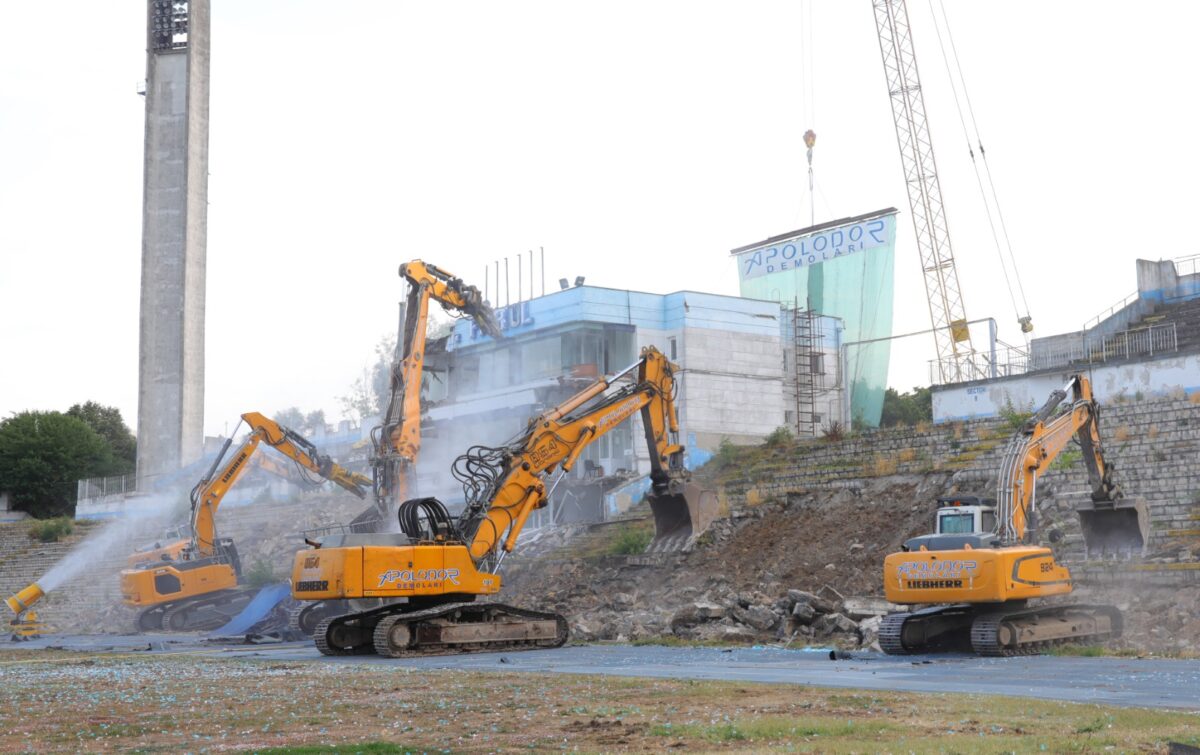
[14,633,1200,711]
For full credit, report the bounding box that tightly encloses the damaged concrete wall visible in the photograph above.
[933,356,1200,422]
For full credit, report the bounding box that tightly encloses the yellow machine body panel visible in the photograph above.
[119,563,238,608]
[883,545,1072,605]
[126,539,188,568]
[291,543,502,601]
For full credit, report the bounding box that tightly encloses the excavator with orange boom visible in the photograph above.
[120,412,371,632]
[291,345,716,656]
[880,375,1148,656]
[285,260,501,635]
[357,259,502,529]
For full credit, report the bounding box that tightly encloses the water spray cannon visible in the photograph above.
[5,582,49,640]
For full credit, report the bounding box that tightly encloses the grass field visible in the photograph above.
[0,649,1197,752]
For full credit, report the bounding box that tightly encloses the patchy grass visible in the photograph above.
[1049,447,1082,471]
[1047,644,1199,660]
[0,649,1197,753]
[869,455,898,476]
[608,526,653,555]
[27,516,73,543]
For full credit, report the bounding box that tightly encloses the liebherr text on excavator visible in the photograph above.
[120,412,370,632]
[291,345,716,657]
[880,375,1147,656]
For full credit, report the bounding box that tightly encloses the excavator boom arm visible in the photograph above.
[190,413,370,557]
[998,376,1122,545]
[461,347,688,561]
[374,261,502,508]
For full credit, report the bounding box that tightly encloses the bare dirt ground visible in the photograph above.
[1,649,1197,753]
[501,473,1200,655]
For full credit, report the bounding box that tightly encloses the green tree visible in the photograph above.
[66,401,136,474]
[0,411,117,518]
[273,406,306,431]
[880,386,933,427]
[304,409,327,433]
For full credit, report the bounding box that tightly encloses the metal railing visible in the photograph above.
[931,322,1177,386]
[77,474,136,502]
[1082,290,1139,332]
[1173,253,1200,279]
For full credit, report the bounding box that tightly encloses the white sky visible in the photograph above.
[1,2,1197,438]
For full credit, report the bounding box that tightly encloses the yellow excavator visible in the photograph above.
[125,453,313,570]
[291,345,716,656]
[120,412,371,632]
[881,375,1147,656]
[287,260,502,635]
[364,259,502,525]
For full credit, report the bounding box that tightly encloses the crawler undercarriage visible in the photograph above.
[879,602,1122,657]
[313,599,569,658]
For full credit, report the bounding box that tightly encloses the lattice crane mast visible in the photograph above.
[872,0,975,383]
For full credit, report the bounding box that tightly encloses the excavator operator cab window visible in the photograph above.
[937,511,977,534]
[935,505,997,535]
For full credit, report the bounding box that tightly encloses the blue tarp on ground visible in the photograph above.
[207,583,291,636]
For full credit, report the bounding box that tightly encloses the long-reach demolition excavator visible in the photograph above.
[880,375,1148,656]
[291,345,716,657]
[287,260,502,635]
[120,412,371,632]
[358,259,502,529]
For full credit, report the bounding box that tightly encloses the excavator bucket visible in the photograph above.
[1076,497,1149,558]
[646,482,718,553]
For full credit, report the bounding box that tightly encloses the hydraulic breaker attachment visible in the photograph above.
[646,482,717,552]
[1076,497,1149,558]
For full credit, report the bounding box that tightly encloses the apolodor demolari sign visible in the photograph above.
[733,210,897,281]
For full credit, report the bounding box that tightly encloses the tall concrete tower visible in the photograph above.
[136,0,211,489]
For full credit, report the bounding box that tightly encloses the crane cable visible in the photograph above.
[925,0,1033,335]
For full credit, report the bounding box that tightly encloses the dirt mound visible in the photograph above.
[501,476,948,647]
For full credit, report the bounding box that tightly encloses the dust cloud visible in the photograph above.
[36,491,190,594]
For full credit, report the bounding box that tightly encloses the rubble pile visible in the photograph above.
[503,477,938,650]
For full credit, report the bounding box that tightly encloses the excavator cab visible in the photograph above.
[1076,497,1149,558]
[647,481,717,552]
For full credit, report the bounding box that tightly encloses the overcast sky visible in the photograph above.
[2,2,1197,437]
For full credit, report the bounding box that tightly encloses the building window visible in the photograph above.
[810,352,824,375]
[669,337,677,361]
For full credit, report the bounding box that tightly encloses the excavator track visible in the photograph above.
[970,604,1122,657]
[313,615,375,656]
[877,612,910,655]
[315,601,568,657]
[156,590,254,632]
[288,601,347,637]
[135,606,166,633]
[880,603,1121,656]
[371,602,569,658]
